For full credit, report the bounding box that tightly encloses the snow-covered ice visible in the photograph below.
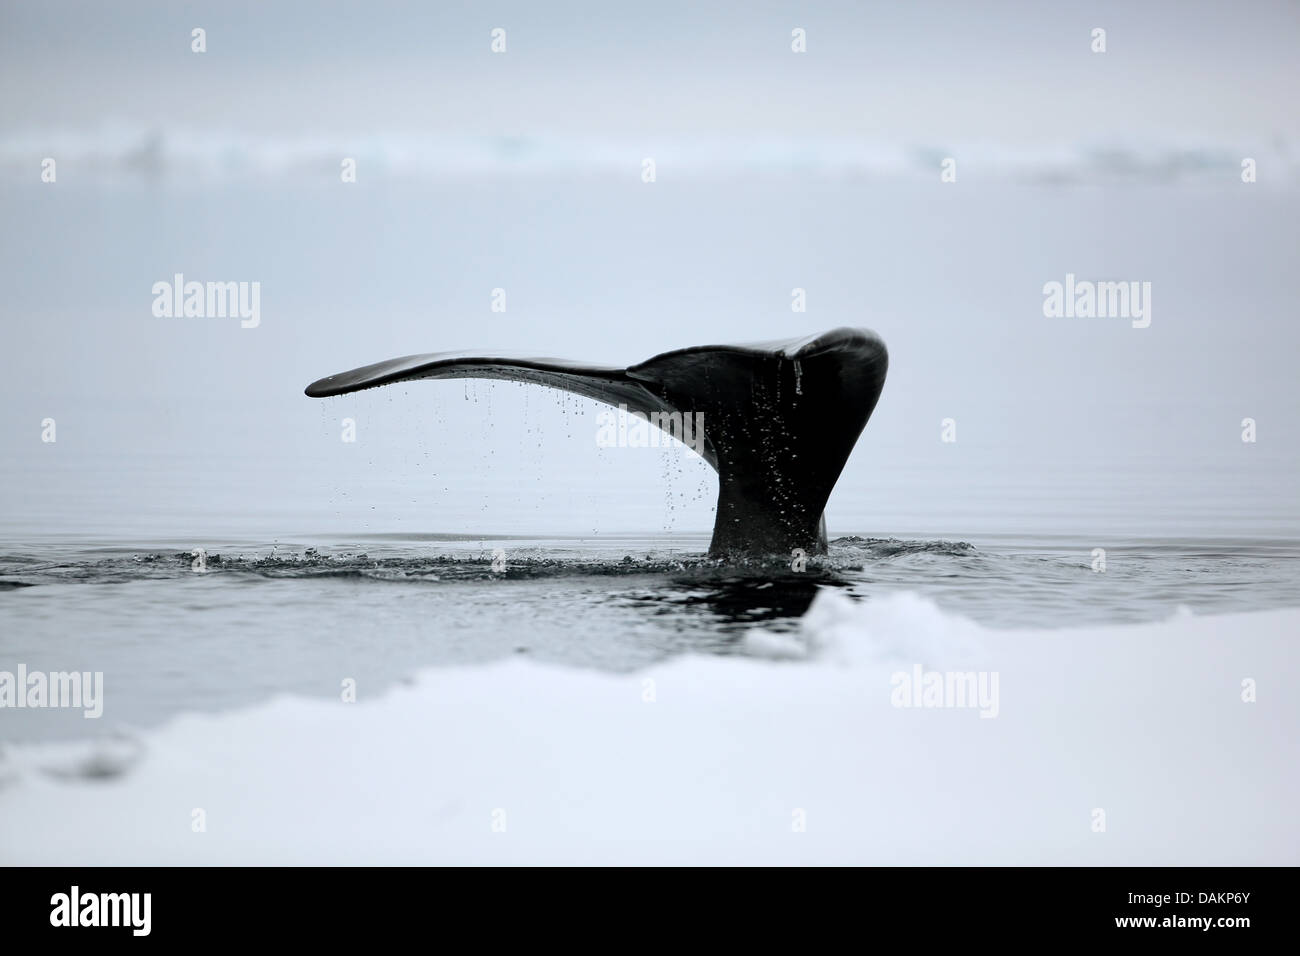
[2,591,1296,865]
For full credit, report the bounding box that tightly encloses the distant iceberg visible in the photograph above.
[2,126,1294,187]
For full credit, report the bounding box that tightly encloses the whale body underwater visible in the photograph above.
[305,327,888,558]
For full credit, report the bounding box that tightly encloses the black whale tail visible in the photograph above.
[305,327,888,558]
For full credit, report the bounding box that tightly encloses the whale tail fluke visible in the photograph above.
[305,327,888,557]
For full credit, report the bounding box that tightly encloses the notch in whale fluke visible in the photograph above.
[305,327,888,558]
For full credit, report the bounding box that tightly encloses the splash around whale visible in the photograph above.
[305,327,888,558]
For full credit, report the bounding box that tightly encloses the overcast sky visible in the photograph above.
[3,0,1297,143]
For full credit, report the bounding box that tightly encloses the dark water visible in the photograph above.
[4,532,1299,743]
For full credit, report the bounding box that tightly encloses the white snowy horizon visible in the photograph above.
[4,124,1294,186]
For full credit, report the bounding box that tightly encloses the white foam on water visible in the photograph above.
[1,590,1296,864]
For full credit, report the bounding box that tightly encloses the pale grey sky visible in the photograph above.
[2,0,1297,142]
